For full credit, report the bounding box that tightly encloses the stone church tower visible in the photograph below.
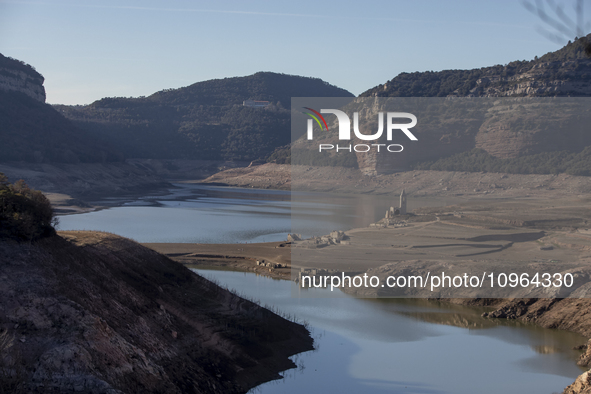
[399,189,407,215]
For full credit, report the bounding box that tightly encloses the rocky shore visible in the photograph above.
[465,298,591,394]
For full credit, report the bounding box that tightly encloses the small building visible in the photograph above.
[243,100,270,108]
[385,190,407,219]
[372,190,409,228]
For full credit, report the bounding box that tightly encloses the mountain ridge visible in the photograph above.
[361,34,591,98]
[348,35,591,175]
[56,72,354,161]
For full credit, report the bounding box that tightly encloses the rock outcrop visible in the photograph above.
[355,35,591,174]
[362,35,591,100]
[563,371,591,394]
[0,53,45,102]
[0,54,124,164]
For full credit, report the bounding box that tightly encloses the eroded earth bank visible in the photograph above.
[0,231,312,393]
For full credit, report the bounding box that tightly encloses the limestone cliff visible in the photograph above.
[355,35,591,175]
[0,54,124,164]
[0,53,45,102]
[361,35,591,99]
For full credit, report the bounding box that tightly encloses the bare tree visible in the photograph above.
[523,0,591,55]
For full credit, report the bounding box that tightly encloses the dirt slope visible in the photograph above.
[0,231,312,393]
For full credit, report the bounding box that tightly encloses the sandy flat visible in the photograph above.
[143,241,293,279]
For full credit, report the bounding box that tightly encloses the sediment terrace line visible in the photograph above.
[465,231,545,242]
[411,243,509,249]
[168,252,251,260]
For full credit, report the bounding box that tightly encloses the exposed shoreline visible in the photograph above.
[146,226,591,394]
[145,238,591,337]
[37,162,591,393]
[152,240,591,393]
[144,241,293,281]
[198,163,591,199]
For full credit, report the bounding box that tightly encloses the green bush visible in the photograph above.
[0,174,56,241]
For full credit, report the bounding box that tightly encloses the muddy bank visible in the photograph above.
[0,161,170,201]
[144,242,293,281]
[0,231,313,393]
[0,159,243,213]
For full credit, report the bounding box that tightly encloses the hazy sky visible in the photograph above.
[1,0,589,105]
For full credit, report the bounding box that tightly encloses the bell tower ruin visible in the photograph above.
[399,189,407,215]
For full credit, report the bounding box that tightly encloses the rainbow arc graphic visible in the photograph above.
[303,107,329,132]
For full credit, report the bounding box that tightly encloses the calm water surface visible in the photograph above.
[58,184,459,243]
[195,269,586,394]
[58,184,586,393]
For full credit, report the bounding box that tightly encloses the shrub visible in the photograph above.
[0,174,56,241]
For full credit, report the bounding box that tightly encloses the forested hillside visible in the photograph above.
[361,34,591,98]
[351,35,591,176]
[57,72,353,161]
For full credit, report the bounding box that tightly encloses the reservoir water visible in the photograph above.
[58,184,460,243]
[58,184,587,393]
[194,269,586,394]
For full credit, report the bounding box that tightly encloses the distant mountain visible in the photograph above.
[361,34,591,98]
[57,72,354,161]
[0,53,122,163]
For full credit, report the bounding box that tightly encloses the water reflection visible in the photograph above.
[56,185,588,393]
[194,269,585,394]
[367,298,586,378]
[58,184,464,244]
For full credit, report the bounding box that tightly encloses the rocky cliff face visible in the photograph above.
[355,35,591,175]
[362,35,591,99]
[465,59,591,98]
[0,54,124,164]
[0,53,45,102]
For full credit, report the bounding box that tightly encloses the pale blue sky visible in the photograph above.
[1,0,589,104]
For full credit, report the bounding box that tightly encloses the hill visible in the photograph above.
[347,35,591,176]
[0,167,313,394]
[56,72,354,161]
[0,231,313,393]
[360,34,591,98]
[0,53,123,164]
